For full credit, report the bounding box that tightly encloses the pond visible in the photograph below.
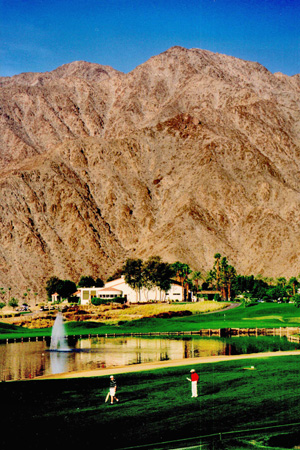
[1,335,300,381]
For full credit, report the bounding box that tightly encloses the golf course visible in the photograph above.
[2,301,300,340]
[2,354,300,449]
[1,302,300,449]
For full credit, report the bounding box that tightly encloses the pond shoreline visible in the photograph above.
[34,349,300,381]
[3,324,300,343]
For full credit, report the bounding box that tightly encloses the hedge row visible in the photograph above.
[91,297,126,306]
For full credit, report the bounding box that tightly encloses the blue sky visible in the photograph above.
[1,0,299,77]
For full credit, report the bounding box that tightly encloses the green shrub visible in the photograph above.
[151,310,193,318]
[68,296,79,304]
[91,298,111,306]
[91,296,126,306]
[113,296,127,304]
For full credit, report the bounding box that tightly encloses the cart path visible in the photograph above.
[34,350,300,380]
[202,302,241,314]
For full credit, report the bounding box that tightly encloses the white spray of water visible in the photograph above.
[50,312,69,351]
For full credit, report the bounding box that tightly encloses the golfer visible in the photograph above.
[186,369,199,398]
[109,375,119,404]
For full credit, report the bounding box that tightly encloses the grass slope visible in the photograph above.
[1,355,300,449]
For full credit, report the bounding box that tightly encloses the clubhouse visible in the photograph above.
[79,276,186,305]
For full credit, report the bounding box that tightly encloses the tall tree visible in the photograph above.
[78,276,96,288]
[213,253,222,291]
[142,256,162,292]
[191,271,202,292]
[276,277,287,287]
[226,265,237,301]
[288,277,299,296]
[123,258,144,302]
[56,280,77,299]
[95,278,104,288]
[154,261,175,300]
[45,276,61,300]
[171,261,191,300]
[220,257,228,300]
[206,254,237,300]
[143,256,175,300]
[0,288,6,305]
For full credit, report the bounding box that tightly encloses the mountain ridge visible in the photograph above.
[0,47,299,298]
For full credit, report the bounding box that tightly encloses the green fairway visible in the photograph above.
[65,302,300,333]
[1,303,300,341]
[2,355,300,449]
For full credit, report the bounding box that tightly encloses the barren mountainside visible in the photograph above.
[0,46,300,297]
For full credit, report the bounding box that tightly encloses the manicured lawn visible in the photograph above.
[1,355,300,449]
[95,300,228,324]
[1,303,300,341]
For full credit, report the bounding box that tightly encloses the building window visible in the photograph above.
[83,291,90,300]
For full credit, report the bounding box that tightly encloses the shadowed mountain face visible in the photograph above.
[0,46,300,296]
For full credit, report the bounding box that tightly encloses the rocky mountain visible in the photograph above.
[0,46,300,298]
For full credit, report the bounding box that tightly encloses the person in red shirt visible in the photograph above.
[186,369,199,397]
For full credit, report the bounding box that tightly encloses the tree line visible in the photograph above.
[120,253,300,305]
[45,275,104,301]
[44,253,300,306]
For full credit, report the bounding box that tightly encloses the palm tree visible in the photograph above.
[191,271,202,294]
[0,288,6,305]
[7,287,11,305]
[226,265,237,301]
[288,277,299,296]
[276,277,287,287]
[213,253,222,291]
[172,262,191,301]
[220,257,228,300]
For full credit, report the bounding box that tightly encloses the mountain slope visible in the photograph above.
[0,47,299,297]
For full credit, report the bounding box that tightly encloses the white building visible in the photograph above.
[79,276,185,305]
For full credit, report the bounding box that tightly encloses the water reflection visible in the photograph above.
[1,335,299,381]
[50,351,69,374]
[72,336,226,368]
[0,341,47,380]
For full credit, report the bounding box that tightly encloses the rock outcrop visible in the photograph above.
[0,46,299,297]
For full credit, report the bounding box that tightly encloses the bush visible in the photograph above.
[8,297,18,309]
[91,298,111,306]
[293,294,300,307]
[113,297,127,304]
[151,310,193,319]
[68,296,79,304]
[91,297,126,306]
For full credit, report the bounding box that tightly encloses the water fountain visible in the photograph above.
[50,312,70,352]
[49,312,71,374]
